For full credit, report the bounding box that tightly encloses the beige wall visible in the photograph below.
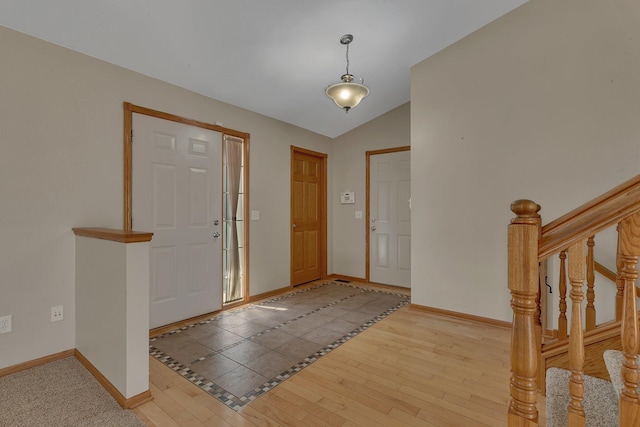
[13,0,639,367]
[331,103,410,280]
[411,0,640,321]
[0,26,332,369]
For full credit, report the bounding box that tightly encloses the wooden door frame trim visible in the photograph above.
[365,146,411,283]
[122,102,251,304]
[290,146,328,287]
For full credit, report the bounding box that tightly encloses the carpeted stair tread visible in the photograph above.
[546,367,618,427]
[603,349,640,398]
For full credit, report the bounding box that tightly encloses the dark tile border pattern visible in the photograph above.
[149,281,410,410]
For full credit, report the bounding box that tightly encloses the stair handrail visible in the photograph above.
[540,174,640,259]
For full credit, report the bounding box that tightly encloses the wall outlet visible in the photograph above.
[51,305,63,322]
[0,315,12,334]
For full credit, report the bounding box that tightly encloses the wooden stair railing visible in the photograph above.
[553,235,600,339]
[538,238,640,397]
[551,235,640,343]
[508,174,640,427]
[618,214,640,425]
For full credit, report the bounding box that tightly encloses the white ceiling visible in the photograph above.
[0,0,526,138]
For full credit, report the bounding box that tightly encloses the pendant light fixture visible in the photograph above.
[325,34,370,112]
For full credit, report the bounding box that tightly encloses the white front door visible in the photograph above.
[369,150,411,287]
[132,114,223,328]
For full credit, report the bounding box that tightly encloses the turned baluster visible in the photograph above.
[567,240,586,427]
[508,200,540,426]
[586,236,596,331]
[534,262,544,396]
[558,250,568,340]
[538,260,548,336]
[616,225,625,321]
[618,214,640,426]
[535,280,542,336]
[534,269,543,363]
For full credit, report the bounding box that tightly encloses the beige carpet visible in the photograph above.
[545,367,618,426]
[0,357,145,427]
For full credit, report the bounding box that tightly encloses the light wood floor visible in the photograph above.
[133,305,546,426]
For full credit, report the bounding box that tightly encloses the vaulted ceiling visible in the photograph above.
[0,0,527,138]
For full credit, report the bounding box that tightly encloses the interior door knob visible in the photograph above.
[293,224,297,228]
[371,226,376,231]
[213,231,221,238]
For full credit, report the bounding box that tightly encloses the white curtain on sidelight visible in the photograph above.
[224,135,243,303]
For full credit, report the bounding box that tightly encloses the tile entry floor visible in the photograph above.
[149,281,409,409]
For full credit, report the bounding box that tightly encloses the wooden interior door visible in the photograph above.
[133,113,223,328]
[291,147,327,286]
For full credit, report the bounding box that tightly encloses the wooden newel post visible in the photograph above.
[508,199,541,426]
[618,213,640,425]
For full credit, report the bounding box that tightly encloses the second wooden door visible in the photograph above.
[291,148,326,286]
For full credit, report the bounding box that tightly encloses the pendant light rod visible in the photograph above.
[341,34,352,76]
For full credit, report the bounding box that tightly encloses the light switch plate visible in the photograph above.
[0,315,12,334]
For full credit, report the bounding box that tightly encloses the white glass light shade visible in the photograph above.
[325,81,370,111]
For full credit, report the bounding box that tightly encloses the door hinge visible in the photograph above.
[131,130,134,142]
